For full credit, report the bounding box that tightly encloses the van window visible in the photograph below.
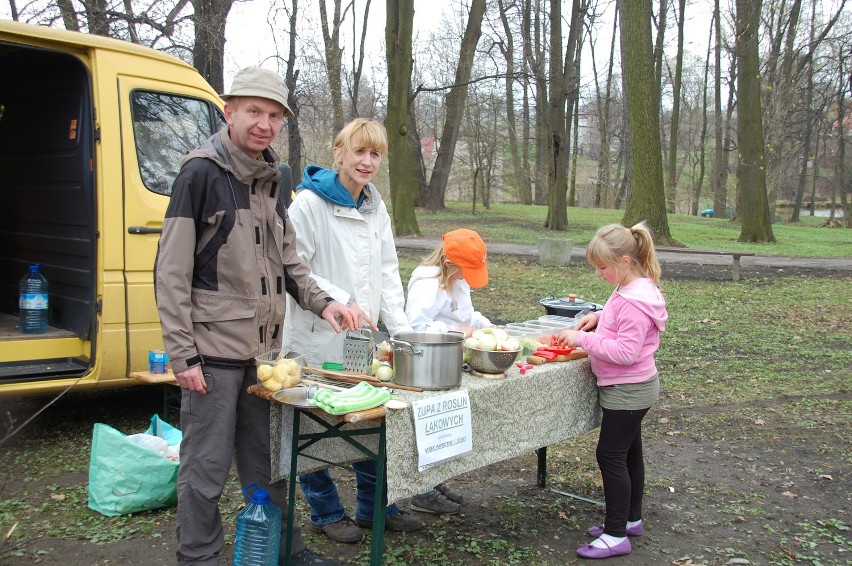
[131,91,225,195]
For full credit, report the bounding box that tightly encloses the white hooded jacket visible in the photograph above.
[405,265,491,333]
[282,183,411,367]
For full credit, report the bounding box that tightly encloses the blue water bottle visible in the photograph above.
[19,264,49,334]
[232,483,282,566]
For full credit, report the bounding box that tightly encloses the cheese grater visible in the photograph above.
[343,326,373,374]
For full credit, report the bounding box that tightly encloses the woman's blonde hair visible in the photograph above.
[332,118,388,164]
[586,222,662,284]
[420,245,463,294]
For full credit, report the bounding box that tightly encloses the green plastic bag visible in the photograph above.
[87,420,180,516]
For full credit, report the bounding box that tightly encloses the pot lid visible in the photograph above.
[539,295,602,310]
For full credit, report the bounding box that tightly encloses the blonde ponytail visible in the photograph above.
[586,222,662,284]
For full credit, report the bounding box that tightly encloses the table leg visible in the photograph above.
[283,408,301,565]
[536,447,547,488]
[369,421,387,566]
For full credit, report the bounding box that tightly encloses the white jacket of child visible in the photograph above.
[405,265,491,333]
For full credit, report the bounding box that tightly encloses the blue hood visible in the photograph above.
[297,165,359,208]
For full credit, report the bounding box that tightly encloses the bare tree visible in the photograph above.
[735,0,775,242]
[191,0,233,92]
[544,0,568,230]
[318,0,346,133]
[618,0,676,244]
[385,0,419,236]
[420,0,487,211]
[663,0,685,213]
[497,0,532,204]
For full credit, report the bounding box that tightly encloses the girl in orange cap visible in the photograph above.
[404,228,492,514]
[405,228,491,338]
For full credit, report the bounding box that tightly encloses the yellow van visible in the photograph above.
[0,20,225,397]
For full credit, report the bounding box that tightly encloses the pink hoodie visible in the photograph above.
[574,278,668,386]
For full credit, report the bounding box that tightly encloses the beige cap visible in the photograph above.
[220,67,294,117]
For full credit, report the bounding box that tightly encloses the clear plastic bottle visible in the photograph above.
[232,483,281,566]
[19,264,49,334]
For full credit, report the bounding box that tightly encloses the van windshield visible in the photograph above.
[132,91,224,195]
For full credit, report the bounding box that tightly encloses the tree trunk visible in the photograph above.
[319,0,345,134]
[498,0,531,204]
[652,0,667,102]
[735,0,775,243]
[835,57,848,227]
[525,0,548,206]
[423,0,487,211]
[545,0,568,231]
[385,0,420,236]
[86,0,109,36]
[619,0,676,244]
[191,0,233,93]
[591,10,618,209]
[664,0,685,213]
[691,18,712,216]
[285,0,304,188]
[57,0,80,31]
[349,0,372,118]
[790,0,817,224]
[710,0,725,219]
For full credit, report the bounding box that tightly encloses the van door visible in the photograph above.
[118,77,224,372]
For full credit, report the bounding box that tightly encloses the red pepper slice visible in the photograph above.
[540,345,574,356]
[532,349,558,360]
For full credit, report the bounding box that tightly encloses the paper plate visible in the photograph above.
[384,399,409,410]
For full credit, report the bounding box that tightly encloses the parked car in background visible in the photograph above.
[701,205,735,219]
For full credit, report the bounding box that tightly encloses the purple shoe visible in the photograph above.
[587,520,644,538]
[576,537,631,559]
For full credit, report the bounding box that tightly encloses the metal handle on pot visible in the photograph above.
[388,338,423,356]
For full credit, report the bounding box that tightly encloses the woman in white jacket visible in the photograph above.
[282,118,420,544]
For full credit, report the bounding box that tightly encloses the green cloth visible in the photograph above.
[309,381,391,415]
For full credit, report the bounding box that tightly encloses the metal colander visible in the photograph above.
[343,326,373,374]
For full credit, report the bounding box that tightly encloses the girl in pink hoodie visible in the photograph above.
[558,222,668,560]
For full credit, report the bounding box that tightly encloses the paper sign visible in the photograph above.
[411,390,473,472]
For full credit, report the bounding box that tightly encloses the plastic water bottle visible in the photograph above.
[19,264,49,334]
[232,483,281,566]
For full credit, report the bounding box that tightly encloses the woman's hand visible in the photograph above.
[575,312,598,331]
[349,300,379,332]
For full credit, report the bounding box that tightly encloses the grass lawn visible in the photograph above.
[408,202,851,257]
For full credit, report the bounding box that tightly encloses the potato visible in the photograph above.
[262,377,284,392]
[272,364,290,384]
[257,364,274,381]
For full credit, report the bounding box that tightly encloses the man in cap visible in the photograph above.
[155,66,352,566]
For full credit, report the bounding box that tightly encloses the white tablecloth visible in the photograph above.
[270,359,601,503]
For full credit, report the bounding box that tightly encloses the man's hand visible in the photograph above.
[174,365,207,395]
[322,301,357,332]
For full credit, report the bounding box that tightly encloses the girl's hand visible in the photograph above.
[575,313,598,331]
[557,329,579,347]
[457,324,474,338]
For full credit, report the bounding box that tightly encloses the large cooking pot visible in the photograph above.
[539,295,603,318]
[389,331,465,390]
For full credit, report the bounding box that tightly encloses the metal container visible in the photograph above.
[465,347,521,374]
[389,331,465,390]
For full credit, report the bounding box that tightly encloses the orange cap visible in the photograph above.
[442,229,488,288]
